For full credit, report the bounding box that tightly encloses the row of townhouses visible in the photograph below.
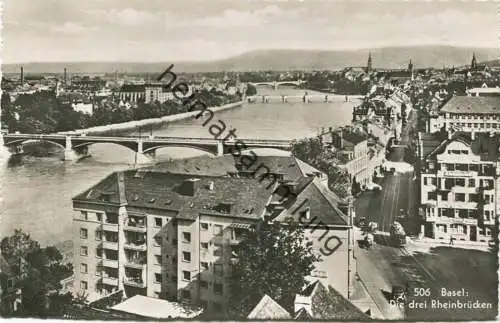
[71,155,357,313]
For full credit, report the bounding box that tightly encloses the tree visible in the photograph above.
[291,139,351,199]
[291,137,332,171]
[227,220,320,318]
[245,84,257,96]
[0,230,74,318]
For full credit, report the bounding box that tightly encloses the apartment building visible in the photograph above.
[119,83,176,103]
[321,127,371,186]
[428,96,500,134]
[72,155,355,311]
[418,131,500,243]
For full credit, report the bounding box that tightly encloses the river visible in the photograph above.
[0,88,360,246]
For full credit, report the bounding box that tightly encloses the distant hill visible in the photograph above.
[2,45,498,74]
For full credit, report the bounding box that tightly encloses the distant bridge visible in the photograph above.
[2,133,293,163]
[248,80,305,90]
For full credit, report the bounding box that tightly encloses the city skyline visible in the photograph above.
[3,0,497,64]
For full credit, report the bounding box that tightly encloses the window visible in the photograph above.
[427,191,436,200]
[455,193,465,202]
[200,280,208,288]
[183,252,191,262]
[182,232,191,243]
[201,262,209,270]
[80,228,88,239]
[96,213,102,222]
[182,289,191,300]
[440,192,448,201]
[214,264,223,276]
[455,178,465,187]
[201,223,208,230]
[468,179,475,187]
[201,242,209,250]
[80,263,88,274]
[95,230,102,241]
[80,246,88,256]
[155,255,162,265]
[213,225,223,236]
[154,273,162,283]
[80,211,88,220]
[155,217,163,227]
[80,281,88,290]
[214,283,223,295]
[183,271,191,281]
[154,236,162,246]
[424,177,428,185]
[431,178,437,186]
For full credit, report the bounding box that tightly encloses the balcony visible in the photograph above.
[102,258,119,268]
[101,223,119,233]
[123,277,146,288]
[124,240,147,251]
[101,241,118,251]
[124,219,147,232]
[101,276,119,286]
[124,257,147,269]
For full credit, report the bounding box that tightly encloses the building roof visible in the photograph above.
[273,177,349,226]
[440,96,500,114]
[74,170,271,221]
[111,295,203,319]
[422,131,500,161]
[294,280,370,321]
[120,84,145,92]
[247,294,291,320]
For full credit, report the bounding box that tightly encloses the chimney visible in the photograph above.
[179,178,201,196]
[64,68,67,85]
[20,66,24,84]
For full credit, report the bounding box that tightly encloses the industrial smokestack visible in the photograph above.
[64,68,67,85]
[20,66,24,84]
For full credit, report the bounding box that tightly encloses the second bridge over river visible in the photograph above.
[2,133,293,163]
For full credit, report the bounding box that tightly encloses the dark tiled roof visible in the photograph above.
[420,132,447,159]
[74,170,270,221]
[440,96,500,114]
[310,282,370,320]
[120,84,145,93]
[274,177,349,226]
[143,155,323,183]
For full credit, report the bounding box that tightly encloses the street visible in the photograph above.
[353,110,498,320]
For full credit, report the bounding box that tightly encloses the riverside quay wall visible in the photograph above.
[57,101,244,136]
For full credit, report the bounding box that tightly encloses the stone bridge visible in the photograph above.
[2,133,293,163]
[248,80,305,90]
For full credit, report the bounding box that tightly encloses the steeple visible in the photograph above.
[471,52,477,70]
[366,52,373,73]
[408,59,413,73]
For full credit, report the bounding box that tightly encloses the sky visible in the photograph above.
[2,0,498,63]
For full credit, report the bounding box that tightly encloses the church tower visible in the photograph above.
[366,52,373,73]
[408,59,414,80]
[471,52,477,70]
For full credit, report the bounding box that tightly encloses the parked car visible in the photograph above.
[391,285,406,304]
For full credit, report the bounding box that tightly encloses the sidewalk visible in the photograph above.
[408,237,492,252]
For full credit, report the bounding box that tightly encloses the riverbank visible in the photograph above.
[57,100,244,136]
